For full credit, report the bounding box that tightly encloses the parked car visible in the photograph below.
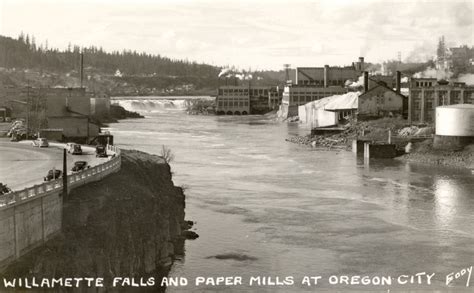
[32,137,49,147]
[71,161,89,172]
[67,144,83,155]
[44,169,62,181]
[96,145,108,158]
[0,183,12,195]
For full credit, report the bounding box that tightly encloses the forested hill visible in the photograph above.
[0,33,287,95]
[0,34,220,76]
[0,34,225,95]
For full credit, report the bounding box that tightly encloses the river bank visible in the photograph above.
[2,149,192,291]
[94,104,145,125]
[286,117,411,149]
[397,140,474,169]
[286,117,473,170]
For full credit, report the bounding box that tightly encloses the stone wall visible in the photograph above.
[2,150,186,291]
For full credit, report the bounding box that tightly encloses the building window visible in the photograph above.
[426,100,433,109]
[414,101,420,110]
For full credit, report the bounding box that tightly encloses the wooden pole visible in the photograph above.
[62,149,67,197]
[80,52,84,88]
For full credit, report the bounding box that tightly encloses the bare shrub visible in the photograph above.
[161,145,175,163]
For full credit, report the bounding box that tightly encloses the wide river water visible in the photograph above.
[109,97,473,292]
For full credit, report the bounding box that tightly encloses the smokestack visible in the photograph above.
[324,65,329,88]
[396,71,401,94]
[80,52,84,88]
[359,57,364,71]
[363,71,369,92]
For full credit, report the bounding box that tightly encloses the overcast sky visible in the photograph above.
[0,0,472,70]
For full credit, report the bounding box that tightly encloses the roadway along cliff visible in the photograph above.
[0,138,109,191]
[2,149,189,291]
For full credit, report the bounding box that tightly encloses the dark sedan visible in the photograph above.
[44,170,62,181]
[71,161,89,172]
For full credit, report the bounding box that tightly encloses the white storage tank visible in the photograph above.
[435,104,474,136]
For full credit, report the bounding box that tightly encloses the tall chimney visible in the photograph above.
[363,71,369,92]
[359,57,364,71]
[80,52,84,88]
[324,65,329,88]
[396,71,401,94]
[295,68,299,85]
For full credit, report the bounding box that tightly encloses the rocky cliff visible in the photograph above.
[3,150,187,291]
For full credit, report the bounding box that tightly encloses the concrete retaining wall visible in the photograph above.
[433,135,474,150]
[364,143,397,159]
[0,144,121,270]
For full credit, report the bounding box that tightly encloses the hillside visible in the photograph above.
[0,34,288,96]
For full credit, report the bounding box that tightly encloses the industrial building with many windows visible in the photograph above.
[216,86,251,115]
[408,78,474,123]
[216,85,281,115]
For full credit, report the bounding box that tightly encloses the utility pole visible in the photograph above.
[26,82,30,138]
[62,149,67,197]
[80,52,84,88]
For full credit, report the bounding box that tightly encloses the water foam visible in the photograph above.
[113,99,188,112]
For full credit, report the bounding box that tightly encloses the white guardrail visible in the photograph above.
[0,144,121,209]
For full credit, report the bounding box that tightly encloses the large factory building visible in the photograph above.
[216,85,281,115]
[295,57,365,86]
[408,78,474,123]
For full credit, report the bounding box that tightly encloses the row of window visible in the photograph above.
[218,101,249,108]
[290,91,345,95]
[414,94,472,106]
[414,81,434,87]
[299,80,348,86]
[338,110,353,120]
[375,97,393,104]
[414,99,473,110]
[415,91,466,98]
[219,89,270,95]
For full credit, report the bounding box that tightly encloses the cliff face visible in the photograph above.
[4,150,186,289]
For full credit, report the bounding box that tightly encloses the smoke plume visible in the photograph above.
[456,73,474,85]
[413,67,453,80]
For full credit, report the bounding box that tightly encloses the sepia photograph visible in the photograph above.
[0,0,473,291]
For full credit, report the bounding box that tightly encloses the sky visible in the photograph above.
[0,0,472,70]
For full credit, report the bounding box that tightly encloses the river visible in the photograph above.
[109,97,474,292]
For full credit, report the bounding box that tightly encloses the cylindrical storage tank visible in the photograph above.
[434,104,474,150]
[435,104,474,136]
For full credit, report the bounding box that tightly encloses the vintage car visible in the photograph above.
[44,169,62,181]
[0,183,12,195]
[67,144,83,155]
[95,145,108,158]
[71,161,89,172]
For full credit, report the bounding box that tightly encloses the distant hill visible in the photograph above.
[0,34,292,96]
[0,34,292,95]
[0,34,223,95]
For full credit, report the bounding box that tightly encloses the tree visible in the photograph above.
[160,145,175,163]
[437,35,446,62]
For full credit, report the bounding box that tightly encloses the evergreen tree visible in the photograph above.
[437,35,446,62]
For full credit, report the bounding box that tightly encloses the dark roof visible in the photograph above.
[359,83,407,99]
